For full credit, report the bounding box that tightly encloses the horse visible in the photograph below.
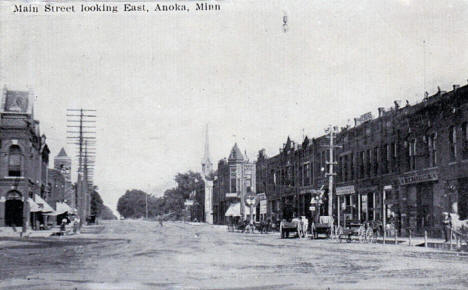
[449,213,468,246]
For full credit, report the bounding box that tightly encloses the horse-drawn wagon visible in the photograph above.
[280,216,308,238]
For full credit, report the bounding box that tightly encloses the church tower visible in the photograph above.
[54,148,71,183]
[201,124,214,224]
[201,124,213,178]
[54,148,75,207]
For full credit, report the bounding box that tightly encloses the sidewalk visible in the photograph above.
[344,235,467,251]
[0,226,62,238]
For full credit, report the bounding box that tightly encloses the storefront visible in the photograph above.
[398,169,439,236]
[336,185,355,226]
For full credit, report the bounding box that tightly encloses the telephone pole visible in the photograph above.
[66,109,96,221]
[324,125,341,219]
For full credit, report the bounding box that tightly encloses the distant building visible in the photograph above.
[0,86,51,229]
[212,143,256,224]
[53,148,75,208]
[201,124,214,224]
[47,169,65,210]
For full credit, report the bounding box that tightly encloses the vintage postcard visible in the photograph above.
[0,0,467,289]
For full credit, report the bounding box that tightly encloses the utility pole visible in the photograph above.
[324,125,341,221]
[66,108,96,222]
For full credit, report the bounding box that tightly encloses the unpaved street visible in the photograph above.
[1,220,467,289]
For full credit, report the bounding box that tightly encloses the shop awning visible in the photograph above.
[28,198,41,213]
[225,203,255,217]
[225,203,240,217]
[34,194,55,213]
[55,202,73,215]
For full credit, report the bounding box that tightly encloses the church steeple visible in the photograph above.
[201,124,213,177]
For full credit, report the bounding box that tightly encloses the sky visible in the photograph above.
[1,0,468,211]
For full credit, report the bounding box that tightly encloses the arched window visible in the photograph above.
[8,145,23,177]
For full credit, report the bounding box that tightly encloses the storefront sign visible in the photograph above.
[226,193,238,198]
[336,185,355,195]
[355,112,373,126]
[399,172,438,185]
[260,200,267,214]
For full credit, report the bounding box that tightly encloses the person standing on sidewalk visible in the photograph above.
[442,212,451,242]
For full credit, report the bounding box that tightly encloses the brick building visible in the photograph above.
[256,84,468,237]
[212,143,256,224]
[53,148,75,209]
[0,87,51,228]
[47,169,66,210]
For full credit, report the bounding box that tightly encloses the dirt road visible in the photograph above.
[0,220,467,289]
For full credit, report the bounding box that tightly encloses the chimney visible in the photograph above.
[378,107,385,117]
[453,84,460,90]
[394,100,401,110]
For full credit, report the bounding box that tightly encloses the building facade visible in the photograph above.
[212,143,256,224]
[256,84,468,237]
[53,148,75,208]
[0,87,50,228]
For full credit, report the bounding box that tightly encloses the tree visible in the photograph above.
[90,188,104,217]
[117,189,152,219]
[100,205,118,220]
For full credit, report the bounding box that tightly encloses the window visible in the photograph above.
[409,139,417,170]
[463,122,468,159]
[382,145,388,174]
[350,153,354,180]
[449,126,457,161]
[359,151,365,178]
[366,150,371,177]
[428,134,437,166]
[230,178,237,192]
[392,143,398,171]
[8,145,22,177]
[374,147,379,175]
[387,144,391,173]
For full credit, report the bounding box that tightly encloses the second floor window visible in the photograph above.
[449,126,457,161]
[428,133,437,166]
[230,178,237,192]
[8,145,23,177]
[463,122,468,159]
[409,139,417,170]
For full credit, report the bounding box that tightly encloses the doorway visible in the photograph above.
[5,191,23,227]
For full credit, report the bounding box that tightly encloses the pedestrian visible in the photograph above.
[442,212,451,242]
[158,215,163,227]
[60,218,67,235]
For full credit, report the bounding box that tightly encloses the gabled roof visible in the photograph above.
[228,143,244,162]
[56,147,68,157]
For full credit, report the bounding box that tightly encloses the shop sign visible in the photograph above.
[184,200,194,206]
[336,185,355,195]
[260,200,267,214]
[399,172,438,185]
[226,193,238,198]
[355,112,373,126]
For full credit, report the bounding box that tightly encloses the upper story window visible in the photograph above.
[462,122,468,159]
[373,147,379,176]
[449,126,457,161]
[428,133,437,166]
[409,139,417,170]
[8,145,23,177]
